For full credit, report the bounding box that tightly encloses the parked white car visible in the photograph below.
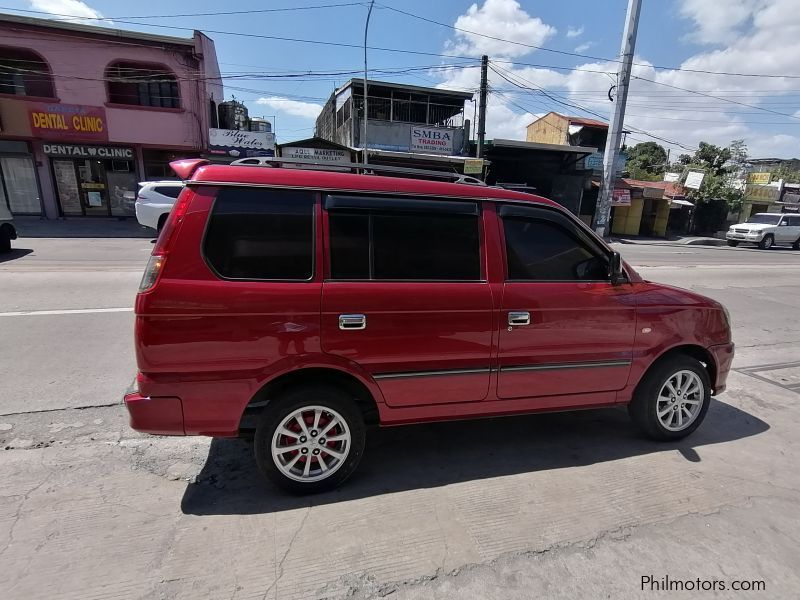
[726,213,800,249]
[135,181,184,232]
[0,198,17,253]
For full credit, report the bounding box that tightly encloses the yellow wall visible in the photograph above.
[525,112,568,145]
[653,199,670,237]
[611,198,643,235]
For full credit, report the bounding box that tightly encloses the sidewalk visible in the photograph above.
[13,216,154,239]
[610,234,726,247]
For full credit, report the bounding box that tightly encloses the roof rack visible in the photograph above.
[231,156,487,186]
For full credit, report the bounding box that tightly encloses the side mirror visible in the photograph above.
[609,251,624,285]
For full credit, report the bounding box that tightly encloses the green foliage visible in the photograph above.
[624,142,668,180]
[770,164,800,183]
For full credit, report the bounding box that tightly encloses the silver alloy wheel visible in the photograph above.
[763,236,774,249]
[271,405,351,483]
[656,370,704,431]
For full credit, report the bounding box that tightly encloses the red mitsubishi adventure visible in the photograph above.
[125,159,734,494]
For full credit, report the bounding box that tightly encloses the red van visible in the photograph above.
[124,159,734,494]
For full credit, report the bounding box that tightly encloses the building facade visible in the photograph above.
[315,79,473,170]
[0,14,222,219]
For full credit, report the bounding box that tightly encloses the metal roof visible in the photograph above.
[0,13,196,46]
[487,138,598,154]
[335,79,474,100]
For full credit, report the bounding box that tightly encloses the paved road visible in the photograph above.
[1,238,799,599]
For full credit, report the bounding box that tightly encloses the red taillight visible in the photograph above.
[141,189,191,292]
[152,189,191,255]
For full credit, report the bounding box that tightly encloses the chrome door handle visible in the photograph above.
[339,314,366,330]
[508,311,530,326]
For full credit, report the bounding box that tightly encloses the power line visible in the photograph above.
[375,2,800,80]
[631,75,800,121]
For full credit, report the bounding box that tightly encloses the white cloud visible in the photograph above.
[255,97,323,120]
[566,26,584,38]
[30,0,109,23]
[678,0,765,44]
[447,0,556,59]
[574,42,593,53]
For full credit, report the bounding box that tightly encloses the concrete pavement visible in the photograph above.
[1,238,799,599]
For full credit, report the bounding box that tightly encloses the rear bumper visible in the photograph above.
[708,342,735,394]
[123,392,185,435]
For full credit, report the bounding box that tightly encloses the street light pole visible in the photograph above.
[362,0,375,166]
[593,0,642,237]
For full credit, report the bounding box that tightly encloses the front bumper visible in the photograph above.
[726,231,763,241]
[708,342,735,394]
[123,392,185,435]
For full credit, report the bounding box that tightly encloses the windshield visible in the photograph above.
[747,214,781,225]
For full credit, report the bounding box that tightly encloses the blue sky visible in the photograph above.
[4,0,800,158]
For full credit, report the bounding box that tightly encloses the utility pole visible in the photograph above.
[476,55,488,158]
[362,0,375,165]
[593,0,642,236]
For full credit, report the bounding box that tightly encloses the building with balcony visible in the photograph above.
[0,14,222,219]
[315,79,474,170]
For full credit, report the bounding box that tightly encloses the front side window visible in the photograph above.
[328,203,481,281]
[204,187,315,280]
[503,216,608,281]
[106,62,180,109]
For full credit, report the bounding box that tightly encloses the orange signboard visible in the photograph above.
[28,102,108,141]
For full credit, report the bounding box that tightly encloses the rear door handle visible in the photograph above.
[339,314,366,330]
[508,311,530,326]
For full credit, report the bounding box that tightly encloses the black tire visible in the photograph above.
[628,354,711,441]
[793,238,800,250]
[726,240,739,247]
[254,384,366,494]
[0,229,10,253]
[156,214,168,235]
[758,234,774,250]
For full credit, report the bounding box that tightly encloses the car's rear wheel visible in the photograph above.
[0,228,10,253]
[628,355,711,441]
[793,237,800,250]
[759,234,774,250]
[254,384,366,494]
[726,240,739,247]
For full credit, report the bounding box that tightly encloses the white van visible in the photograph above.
[0,200,16,253]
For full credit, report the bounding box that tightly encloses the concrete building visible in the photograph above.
[0,14,222,219]
[526,112,608,149]
[315,79,474,170]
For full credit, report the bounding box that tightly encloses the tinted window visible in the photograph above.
[204,187,314,280]
[503,217,608,281]
[329,210,480,280]
[154,186,182,199]
[783,215,800,226]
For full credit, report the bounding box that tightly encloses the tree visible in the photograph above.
[770,164,800,183]
[691,142,731,177]
[624,142,668,180]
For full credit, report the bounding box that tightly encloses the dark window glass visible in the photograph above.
[154,186,182,199]
[107,62,180,108]
[783,215,800,226]
[328,209,480,280]
[503,217,608,281]
[330,213,370,279]
[0,48,55,97]
[204,188,314,280]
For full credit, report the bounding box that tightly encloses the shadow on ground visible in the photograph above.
[181,398,768,515]
[0,248,33,263]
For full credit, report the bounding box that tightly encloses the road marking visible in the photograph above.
[0,307,133,317]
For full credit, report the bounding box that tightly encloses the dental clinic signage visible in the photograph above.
[209,128,275,158]
[28,102,108,142]
[43,143,134,159]
[410,125,454,155]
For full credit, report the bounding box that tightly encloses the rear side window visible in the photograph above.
[329,209,481,281]
[503,217,607,281]
[204,187,315,280]
[154,186,182,199]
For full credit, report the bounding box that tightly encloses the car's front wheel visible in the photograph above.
[254,384,366,494]
[759,234,774,250]
[628,355,711,441]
